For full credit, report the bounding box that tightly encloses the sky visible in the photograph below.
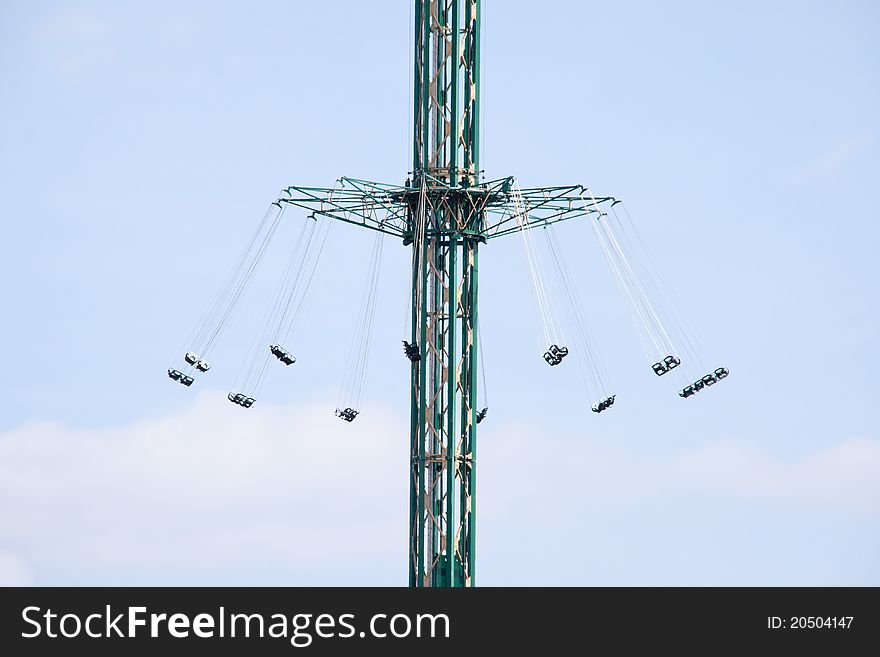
[1,0,878,586]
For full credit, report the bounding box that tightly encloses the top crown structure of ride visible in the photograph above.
[276,0,615,244]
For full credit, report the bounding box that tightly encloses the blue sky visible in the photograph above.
[1,0,877,585]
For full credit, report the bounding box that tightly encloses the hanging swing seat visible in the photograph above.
[402,340,421,362]
[184,352,199,366]
[476,407,488,424]
[652,355,681,376]
[591,394,616,413]
[270,345,296,365]
[228,392,256,408]
[168,369,194,386]
[335,407,359,422]
[543,344,569,366]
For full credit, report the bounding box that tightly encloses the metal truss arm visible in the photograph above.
[278,177,410,238]
[482,184,616,239]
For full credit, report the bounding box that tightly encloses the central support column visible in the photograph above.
[408,0,481,587]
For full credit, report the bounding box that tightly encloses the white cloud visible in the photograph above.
[480,422,880,521]
[0,393,408,585]
[0,395,877,585]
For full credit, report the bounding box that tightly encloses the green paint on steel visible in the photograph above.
[450,0,460,185]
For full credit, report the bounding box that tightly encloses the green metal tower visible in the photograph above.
[406,0,481,587]
[279,0,614,587]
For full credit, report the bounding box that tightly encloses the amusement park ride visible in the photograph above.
[167,1,728,587]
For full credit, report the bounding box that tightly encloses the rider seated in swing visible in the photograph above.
[402,340,421,362]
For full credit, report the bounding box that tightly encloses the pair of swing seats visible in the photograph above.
[185,351,211,372]
[166,350,212,387]
[228,393,256,408]
[270,344,296,365]
[652,355,681,376]
[167,369,194,387]
[336,407,359,422]
[543,344,570,366]
[592,395,615,413]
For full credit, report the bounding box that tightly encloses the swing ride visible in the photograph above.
[165,1,729,588]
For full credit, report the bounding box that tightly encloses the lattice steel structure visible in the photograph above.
[279,0,614,587]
